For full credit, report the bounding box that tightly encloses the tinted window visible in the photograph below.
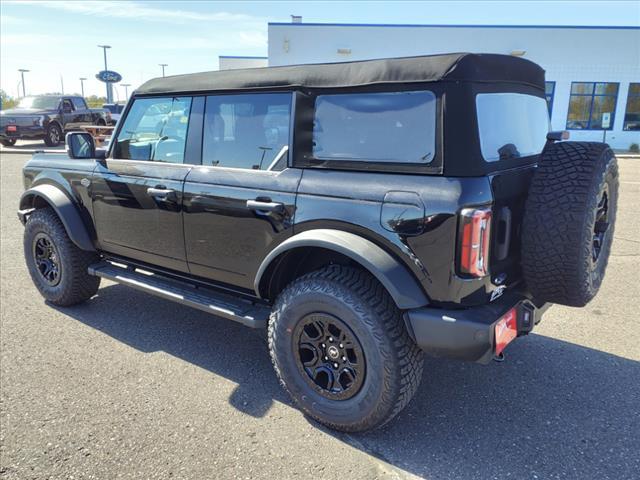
[312,91,436,164]
[476,93,549,162]
[113,97,192,163]
[72,97,87,110]
[202,93,291,170]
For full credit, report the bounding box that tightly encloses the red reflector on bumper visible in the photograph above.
[6,125,17,132]
[495,307,517,356]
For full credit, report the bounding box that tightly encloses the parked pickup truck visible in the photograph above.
[0,95,110,147]
[18,53,618,432]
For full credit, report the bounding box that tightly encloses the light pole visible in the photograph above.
[79,77,87,97]
[97,44,112,102]
[121,83,131,100]
[18,69,29,97]
[159,63,168,77]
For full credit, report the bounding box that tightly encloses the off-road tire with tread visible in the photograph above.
[24,208,100,306]
[268,264,424,432]
[522,141,618,307]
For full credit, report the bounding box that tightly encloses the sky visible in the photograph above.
[1,0,639,99]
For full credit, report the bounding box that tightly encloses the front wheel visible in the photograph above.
[43,123,62,147]
[268,265,424,432]
[24,208,100,306]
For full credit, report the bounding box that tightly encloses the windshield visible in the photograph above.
[17,96,60,110]
[476,93,549,162]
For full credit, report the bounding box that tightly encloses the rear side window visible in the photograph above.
[202,93,292,170]
[113,97,192,163]
[476,93,549,162]
[71,97,87,110]
[312,91,436,164]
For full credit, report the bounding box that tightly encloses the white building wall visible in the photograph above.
[219,56,268,70]
[268,23,640,150]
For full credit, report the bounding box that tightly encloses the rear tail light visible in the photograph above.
[494,307,518,356]
[459,207,492,277]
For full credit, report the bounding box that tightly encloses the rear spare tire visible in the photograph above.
[522,141,618,307]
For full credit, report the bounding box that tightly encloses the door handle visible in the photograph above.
[246,199,285,214]
[147,187,176,201]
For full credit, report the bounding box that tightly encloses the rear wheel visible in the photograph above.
[268,265,424,432]
[24,208,100,306]
[522,142,618,307]
[1,138,17,147]
[44,123,62,147]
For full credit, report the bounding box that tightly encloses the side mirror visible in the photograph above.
[66,132,96,159]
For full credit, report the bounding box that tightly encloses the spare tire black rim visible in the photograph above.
[33,232,61,286]
[592,184,609,266]
[294,313,365,400]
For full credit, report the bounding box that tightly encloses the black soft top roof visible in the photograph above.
[136,53,545,95]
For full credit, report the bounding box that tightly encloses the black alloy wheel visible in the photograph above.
[294,313,365,400]
[592,184,609,265]
[33,232,61,286]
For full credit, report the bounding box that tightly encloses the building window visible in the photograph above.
[545,81,555,116]
[623,83,640,131]
[566,82,618,130]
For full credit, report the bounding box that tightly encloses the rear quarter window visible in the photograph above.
[312,90,436,164]
[476,93,549,162]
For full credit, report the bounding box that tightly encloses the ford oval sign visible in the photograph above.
[96,70,122,83]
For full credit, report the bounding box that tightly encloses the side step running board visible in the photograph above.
[88,261,269,328]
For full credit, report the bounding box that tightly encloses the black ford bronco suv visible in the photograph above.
[18,53,618,432]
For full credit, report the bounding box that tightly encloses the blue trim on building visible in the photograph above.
[219,55,268,59]
[268,22,640,30]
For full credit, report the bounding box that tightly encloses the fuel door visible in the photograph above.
[380,191,425,236]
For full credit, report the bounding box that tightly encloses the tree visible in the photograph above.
[85,95,108,108]
[0,90,19,110]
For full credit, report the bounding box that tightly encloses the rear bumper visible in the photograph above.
[404,292,550,364]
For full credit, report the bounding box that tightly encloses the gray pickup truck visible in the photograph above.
[0,95,110,147]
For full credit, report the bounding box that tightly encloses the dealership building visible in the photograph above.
[222,21,639,150]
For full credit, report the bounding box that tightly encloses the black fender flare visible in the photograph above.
[255,229,429,309]
[19,184,95,251]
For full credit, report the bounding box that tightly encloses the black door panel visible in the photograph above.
[182,166,301,290]
[91,160,191,272]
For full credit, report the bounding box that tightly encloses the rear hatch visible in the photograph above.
[474,92,550,291]
[489,165,536,288]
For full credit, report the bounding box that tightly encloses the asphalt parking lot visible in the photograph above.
[1,151,638,480]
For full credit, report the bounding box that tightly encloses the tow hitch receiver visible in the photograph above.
[494,307,518,356]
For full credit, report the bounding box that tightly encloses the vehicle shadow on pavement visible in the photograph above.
[58,284,640,480]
